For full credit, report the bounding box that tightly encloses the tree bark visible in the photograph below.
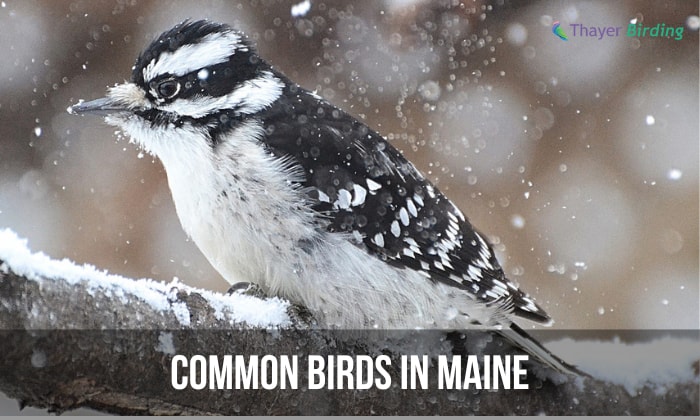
[0,259,697,415]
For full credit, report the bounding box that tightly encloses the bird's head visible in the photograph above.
[70,19,285,153]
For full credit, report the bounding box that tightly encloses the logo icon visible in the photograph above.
[552,21,568,41]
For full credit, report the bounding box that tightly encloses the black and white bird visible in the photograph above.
[71,20,582,375]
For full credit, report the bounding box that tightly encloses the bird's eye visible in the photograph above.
[157,79,180,99]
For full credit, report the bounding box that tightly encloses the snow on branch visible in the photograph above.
[0,228,697,415]
[0,228,290,329]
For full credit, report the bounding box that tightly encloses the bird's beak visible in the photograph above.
[69,83,148,116]
[68,96,131,116]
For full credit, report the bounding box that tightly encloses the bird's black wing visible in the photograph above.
[258,81,550,324]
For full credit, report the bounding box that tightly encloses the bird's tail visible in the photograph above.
[502,323,589,377]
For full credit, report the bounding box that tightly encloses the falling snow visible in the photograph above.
[667,168,682,180]
[291,0,311,17]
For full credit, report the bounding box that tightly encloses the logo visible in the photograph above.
[550,19,685,41]
[552,20,568,41]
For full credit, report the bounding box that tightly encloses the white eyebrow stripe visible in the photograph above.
[159,71,284,118]
[143,31,245,82]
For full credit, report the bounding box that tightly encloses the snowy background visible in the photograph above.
[0,0,698,415]
[0,0,697,332]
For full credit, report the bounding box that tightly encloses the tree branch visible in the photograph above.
[0,236,697,415]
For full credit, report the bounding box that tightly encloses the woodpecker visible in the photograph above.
[71,19,583,375]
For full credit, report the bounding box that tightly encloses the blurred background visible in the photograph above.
[0,0,697,333]
[0,0,698,413]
